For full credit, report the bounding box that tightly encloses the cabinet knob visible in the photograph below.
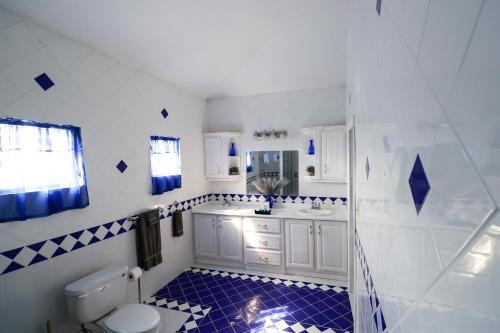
[318,225,322,235]
[309,225,312,235]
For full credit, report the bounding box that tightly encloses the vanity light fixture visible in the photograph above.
[253,129,288,140]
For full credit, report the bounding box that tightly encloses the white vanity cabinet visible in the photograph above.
[193,211,347,281]
[194,214,243,262]
[302,125,347,182]
[315,220,347,273]
[193,214,218,258]
[285,219,347,275]
[285,219,314,270]
[243,217,283,268]
[321,126,347,181]
[219,216,244,261]
[202,132,241,181]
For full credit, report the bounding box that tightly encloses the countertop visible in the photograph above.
[191,202,347,222]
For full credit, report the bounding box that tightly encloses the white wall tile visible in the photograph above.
[4,22,42,55]
[25,21,61,46]
[443,0,500,206]
[46,37,92,70]
[399,0,430,57]
[417,0,483,105]
[0,30,21,70]
[0,7,20,29]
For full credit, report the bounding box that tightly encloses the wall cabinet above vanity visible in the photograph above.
[203,132,241,181]
[302,125,347,183]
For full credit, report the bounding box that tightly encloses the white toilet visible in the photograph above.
[65,265,161,333]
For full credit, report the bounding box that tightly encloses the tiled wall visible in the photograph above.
[348,0,500,332]
[206,88,348,198]
[0,8,209,332]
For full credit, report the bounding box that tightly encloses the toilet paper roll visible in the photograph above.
[128,266,143,281]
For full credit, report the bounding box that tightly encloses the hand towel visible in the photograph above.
[172,210,183,237]
[136,209,162,271]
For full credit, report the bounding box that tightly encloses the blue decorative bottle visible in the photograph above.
[308,139,315,155]
[229,143,236,156]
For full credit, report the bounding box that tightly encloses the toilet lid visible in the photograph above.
[104,304,160,333]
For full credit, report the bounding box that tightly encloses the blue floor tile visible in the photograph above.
[152,267,353,332]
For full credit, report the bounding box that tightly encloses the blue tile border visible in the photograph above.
[0,193,347,277]
[0,194,210,276]
[356,230,387,332]
[210,193,347,207]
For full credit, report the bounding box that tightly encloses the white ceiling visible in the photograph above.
[0,0,348,99]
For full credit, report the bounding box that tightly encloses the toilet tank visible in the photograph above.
[64,265,129,324]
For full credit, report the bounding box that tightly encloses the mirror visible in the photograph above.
[246,150,299,196]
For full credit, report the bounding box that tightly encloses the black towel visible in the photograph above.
[172,210,183,237]
[136,209,162,271]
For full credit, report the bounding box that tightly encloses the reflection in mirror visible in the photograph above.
[246,150,299,196]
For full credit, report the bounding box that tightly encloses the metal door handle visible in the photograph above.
[259,257,269,262]
[309,225,312,235]
[318,225,322,235]
[257,224,268,229]
[259,240,269,246]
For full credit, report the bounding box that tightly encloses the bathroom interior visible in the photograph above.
[0,0,498,332]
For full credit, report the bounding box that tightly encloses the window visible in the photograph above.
[0,118,89,222]
[246,152,253,172]
[150,136,181,195]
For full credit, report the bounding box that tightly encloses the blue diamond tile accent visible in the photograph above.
[161,108,169,119]
[116,160,128,173]
[34,73,54,91]
[409,154,430,215]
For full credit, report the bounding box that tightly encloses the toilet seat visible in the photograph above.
[103,303,161,333]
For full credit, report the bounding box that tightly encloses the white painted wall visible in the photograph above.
[0,9,208,332]
[205,88,347,197]
[348,0,500,332]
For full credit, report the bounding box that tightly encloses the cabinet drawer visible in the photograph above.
[244,232,281,250]
[243,218,281,233]
[246,249,281,266]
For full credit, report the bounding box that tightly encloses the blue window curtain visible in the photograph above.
[150,136,182,195]
[0,118,89,223]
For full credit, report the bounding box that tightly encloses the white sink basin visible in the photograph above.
[298,208,332,216]
[207,205,238,212]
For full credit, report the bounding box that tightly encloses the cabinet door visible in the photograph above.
[194,215,218,258]
[315,221,347,273]
[285,219,314,270]
[321,127,347,180]
[204,137,224,178]
[218,216,243,261]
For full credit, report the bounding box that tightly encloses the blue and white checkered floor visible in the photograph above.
[146,267,353,333]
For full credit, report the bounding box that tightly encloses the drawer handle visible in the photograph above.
[257,224,268,229]
[259,257,269,262]
[259,240,269,247]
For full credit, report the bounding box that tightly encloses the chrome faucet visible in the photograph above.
[311,201,321,210]
[223,199,231,207]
